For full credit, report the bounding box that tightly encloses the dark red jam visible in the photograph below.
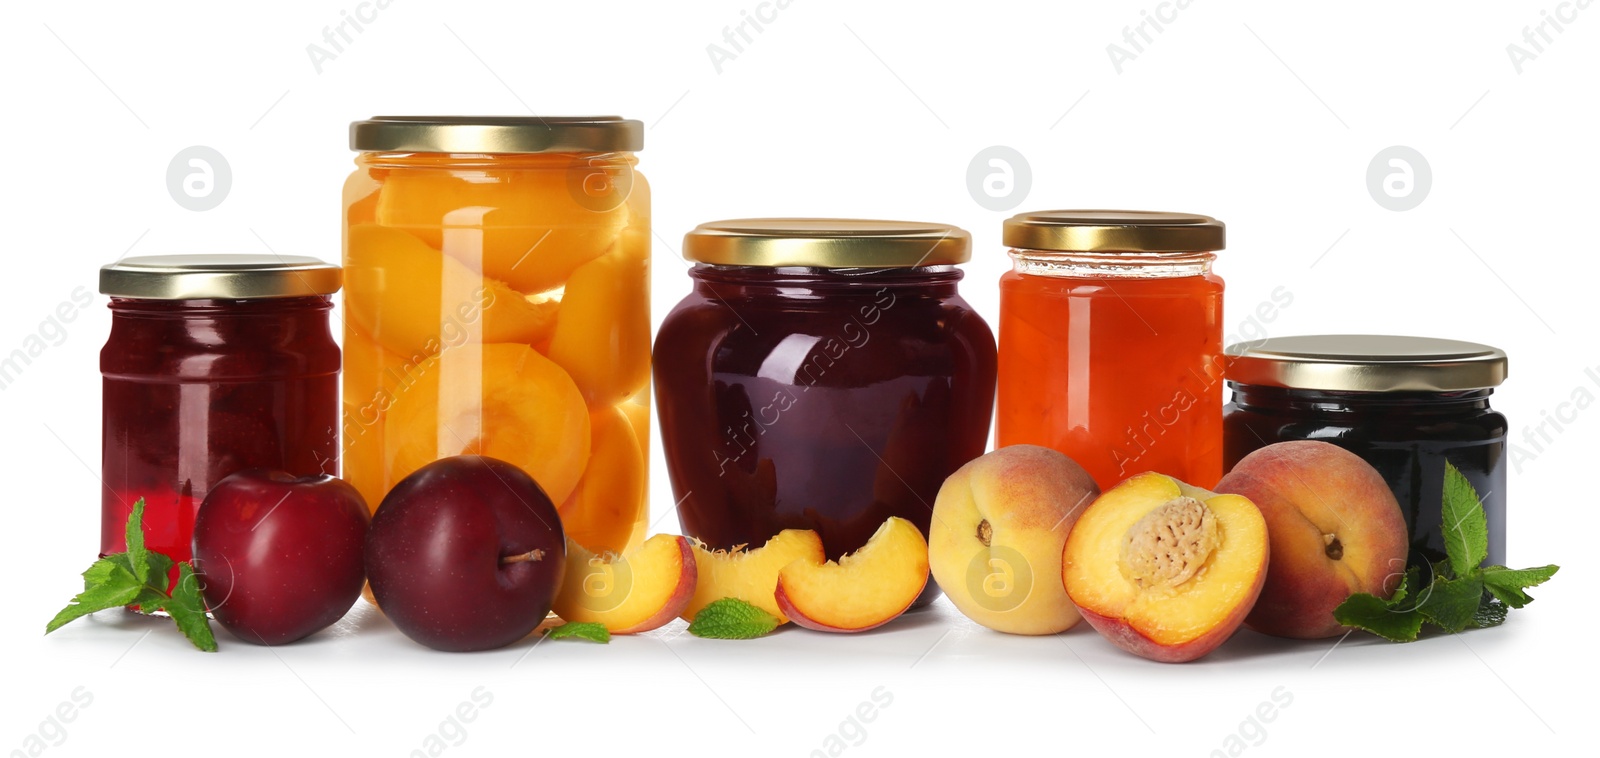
[101,296,340,572]
[654,265,997,605]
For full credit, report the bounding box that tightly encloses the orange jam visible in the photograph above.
[996,211,1225,489]
[341,117,650,554]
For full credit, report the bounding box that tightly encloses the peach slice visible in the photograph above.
[546,248,651,407]
[774,517,930,633]
[341,326,396,511]
[552,535,696,634]
[385,343,591,503]
[340,324,433,511]
[343,167,383,226]
[1216,441,1408,639]
[373,159,627,294]
[1062,472,1268,663]
[680,529,826,624]
[558,406,647,555]
[347,188,380,226]
[342,399,387,516]
[345,224,559,359]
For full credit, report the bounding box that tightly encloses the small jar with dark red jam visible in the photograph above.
[99,255,342,574]
[1222,335,1509,567]
[654,219,997,606]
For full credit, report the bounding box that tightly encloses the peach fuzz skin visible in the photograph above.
[1216,441,1409,639]
[928,445,1100,635]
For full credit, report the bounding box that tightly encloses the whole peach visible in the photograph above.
[1216,441,1408,639]
[929,445,1099,635]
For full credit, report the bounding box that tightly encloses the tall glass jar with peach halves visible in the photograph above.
[342,116,649,554]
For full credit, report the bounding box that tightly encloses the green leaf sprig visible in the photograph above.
[1334,463,1558,642]
[46,498,218,652]
[544,622,610,644]
[687,598,780,639]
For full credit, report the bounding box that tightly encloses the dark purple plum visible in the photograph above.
[365,455,566,652]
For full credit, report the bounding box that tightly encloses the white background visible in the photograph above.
[2,1,1595,755]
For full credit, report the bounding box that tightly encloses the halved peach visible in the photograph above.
[1062,472,1268,663]
[775,517,929,633]
[385,343,591,503]
[373,160,627,294]
[545,248,651,407]
[680,529,826,624]
[558,406,646,555]
[552,535,696,634]
[345,224,559,359]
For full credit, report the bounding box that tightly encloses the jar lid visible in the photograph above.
[678,217,966,268]
[1003,210,1225,253]
[350,116,643,153]
[100,255,341,300]
[1225,335,1508,392]
[681,218,971,268]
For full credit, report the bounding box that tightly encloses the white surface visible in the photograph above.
[1,1,1593,755]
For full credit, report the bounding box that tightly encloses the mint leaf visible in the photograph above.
[123,498,151,585]
[1383,567,1423,611]
[688,598,780,640]
[131,588,172,612]
[1472,599,1509,629]
[81,556,132,588]
[165,562,217,652]
[1340,467,1560,644]
[1441,463,1488,576]
[46,559,142,634]
[1481,565,1559,609]
[1333,591,1424,642]
[545,622,610,644]
[46,501,217,651]
[143,552,174,595]
[1416,576,1484,633]
[102,550,172,607]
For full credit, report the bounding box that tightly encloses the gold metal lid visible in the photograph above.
[682,218,971,268]
[1003,210,1225,253]
[100,255,341,300]
[1225,335,1508,392]
[350,116,643,153]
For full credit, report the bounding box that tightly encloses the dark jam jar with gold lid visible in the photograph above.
[99,254,341,579]
[653,219,997,606]
[1222,335,1509,567]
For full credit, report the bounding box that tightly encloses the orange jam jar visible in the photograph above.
[997,211,1225,489]
[342,116,649,554]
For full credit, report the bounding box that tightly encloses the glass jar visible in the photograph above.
[997,210,1226,489]
[99,255,341,575]
[343,116,650,554]
[655,219,997,605]
[1223,335,1509,567]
